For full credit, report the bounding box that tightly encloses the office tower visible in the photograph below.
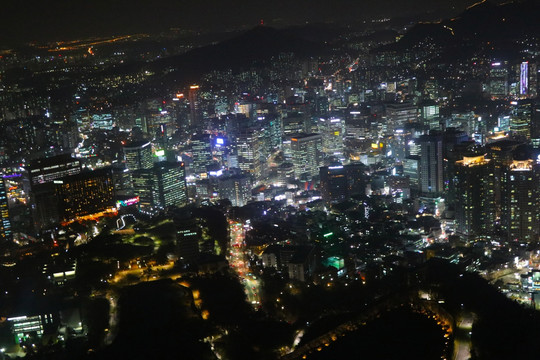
[218,174,252,207]
[501,159,540,242]
[176,218,200,262]
[276,163,295,187]
[290,133,322,181]
[419,134,444,194]
[344,104,370,139]
[260,113,282,151]
[443,129,472,204]
[344,162,368,196]
[132,170,154,209]
[419,101,440,131]
[152,161,188,209]
[0,178,12,241]
[386,175,411,200]
[489,62,509,98]
[454,155,495,237]
[424,79,439,100]
[236,129,262,181]
[403,156,420,189]
[486,140,524,219]
[188,85,201,127]
[510,100,533,140]
[514,61,538,98]
[123,141,153,171]
[318,117,345,161]
[111,164,133,197]
[28,154,81,185]
[282,112,309,135]
[56,168,115,222]
[319,163,348,204]
[319,162,367,203]
[190,134,212,176]
[385,102,418,133]
[29,154,82,229]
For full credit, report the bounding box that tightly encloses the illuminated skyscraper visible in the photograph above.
[152,161,187,209]
[489,62,509,98]
[501,159,540,242]
[385,102,418,133]
[132,170,154,209]
[510,100,533,140]
[282,112,309,135]
[28,154,81,185]
[217,174,252,207]
[419,101,440,131]
[190,134,213,176]
[318,117,345,161]
[514,61,537,98]
[0,178,12,241]
[188,85,201,127]
[319,163,348,204]
[236,129,262,181]
[419,134,444,194]
[56,168,116,222]
[290,133,322,181]
[123,141,153,171]
[454,155,495,237]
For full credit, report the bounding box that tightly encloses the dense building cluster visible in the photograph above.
[0,1,540,358]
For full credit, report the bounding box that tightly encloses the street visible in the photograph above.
[228,221,261,307]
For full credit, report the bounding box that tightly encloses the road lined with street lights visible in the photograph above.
[228,221,261,307]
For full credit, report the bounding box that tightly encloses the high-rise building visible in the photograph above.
[190,134,213,176]
[123,141,153,171]
[56,168,116,222]
[236,129,262,181]
[386,102,418,133]
[188,85,201,127]
[419,134,444,195]
[28,154,81,185]
[276,163,295,187]
[319,162,367,203]
[419,101,440,131]
[318,117,345,161]
[501,159,540,242]
[132,170,154,209]
[454,155,495,237]
[486,139,524,219]
[403,156,420,189]
[152,161,187,209]
[319,163,348,204]
[513,61,538,98]
[489,62,509,98]
[0,178,12,242]
[29,154,83,229]
[282,112,309,135]
[218,174,252,207]
[290,133,323,181]
[510,100,533,140]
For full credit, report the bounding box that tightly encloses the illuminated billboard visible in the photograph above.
[520,62,528,95]
[116,196,140,208]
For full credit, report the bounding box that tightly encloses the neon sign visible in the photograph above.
[116,196,140,208]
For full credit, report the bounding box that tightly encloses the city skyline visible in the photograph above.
[0,0,540,359]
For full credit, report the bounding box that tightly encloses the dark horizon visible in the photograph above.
[0,0,504,46]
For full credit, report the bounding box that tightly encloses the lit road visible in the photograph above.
[228,221,261,307]
[453,312,474,360]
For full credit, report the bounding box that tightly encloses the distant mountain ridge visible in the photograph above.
[375,0,540,57]
[149,25,330,84]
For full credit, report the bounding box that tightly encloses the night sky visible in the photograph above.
[1,0,500,45]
